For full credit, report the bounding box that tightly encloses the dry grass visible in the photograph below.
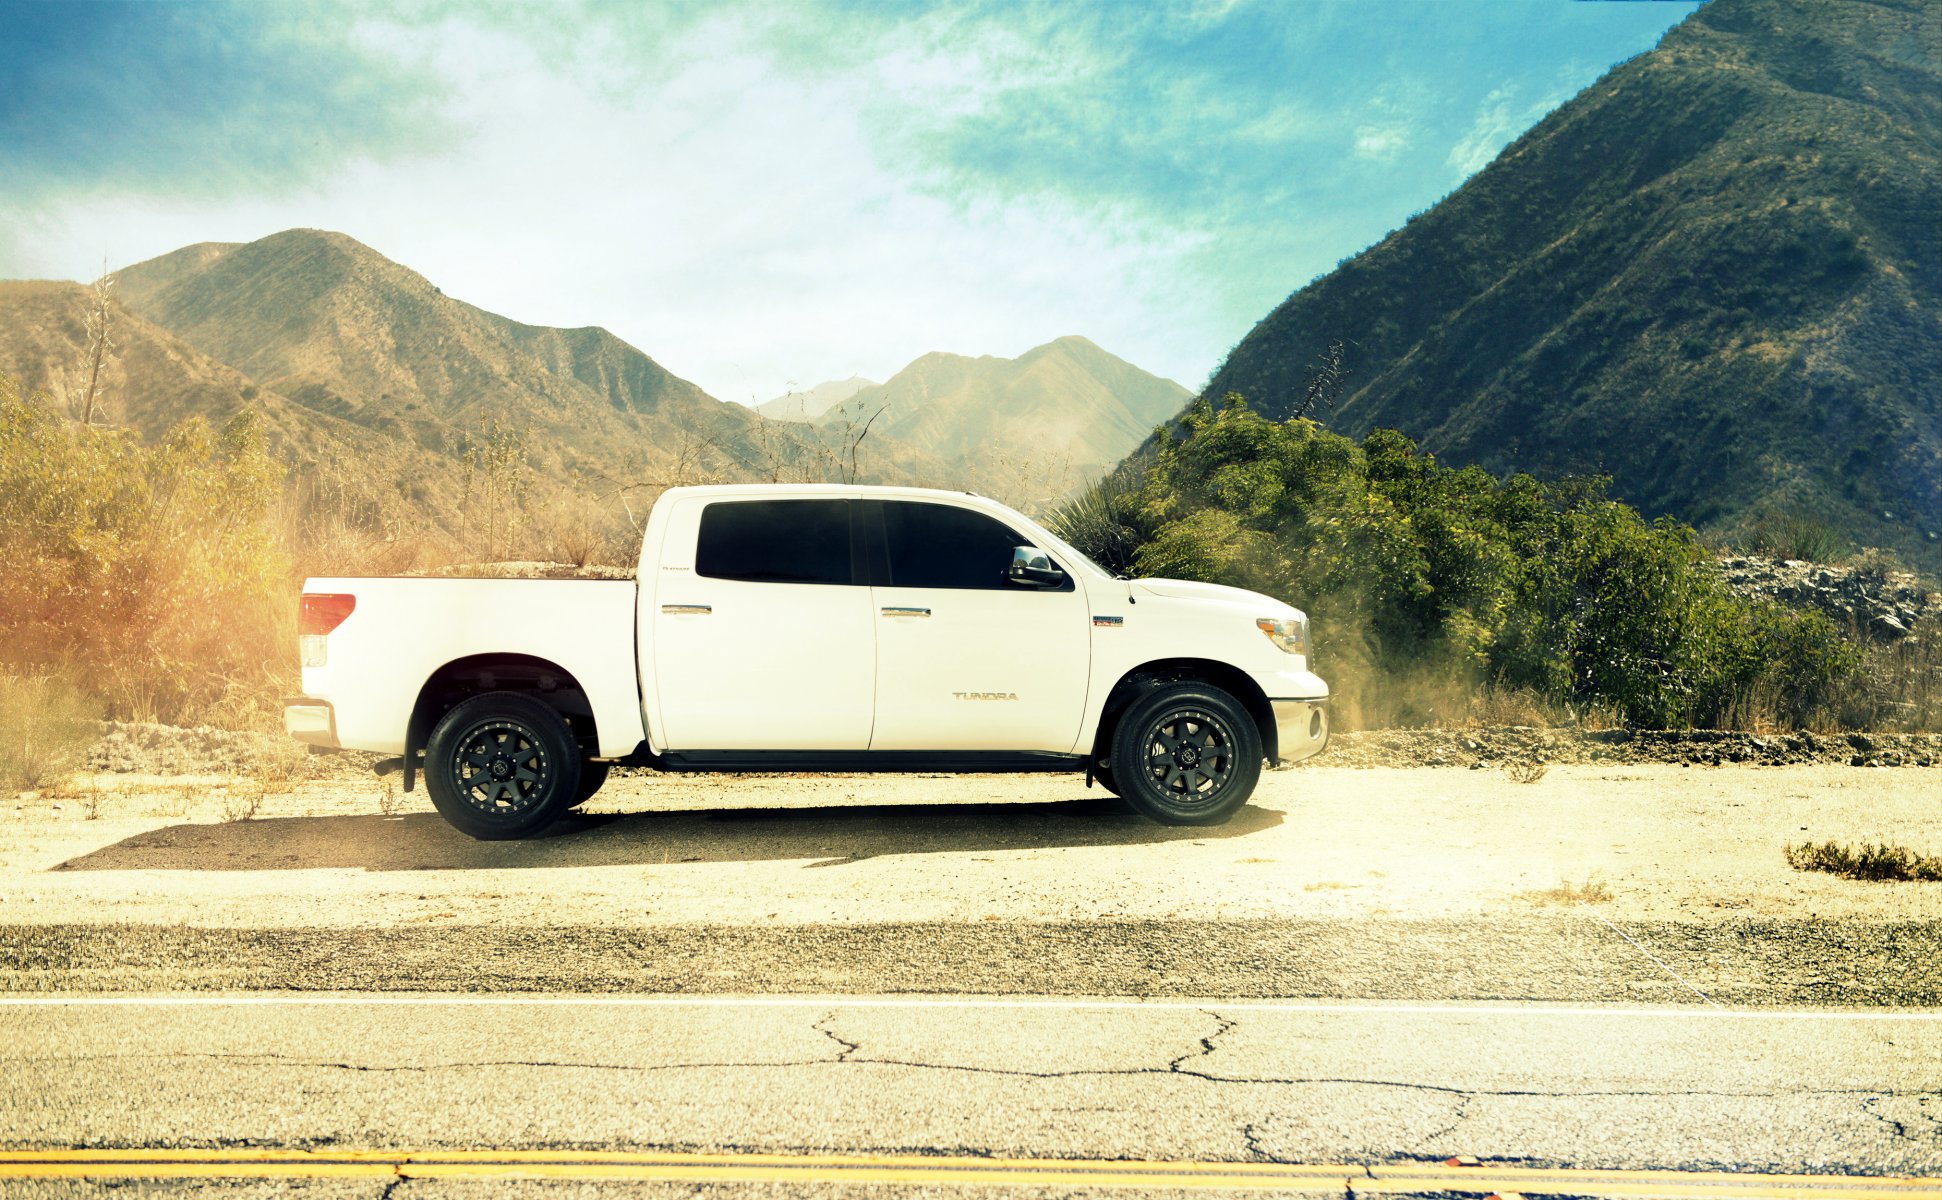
[377,777,401,816]
[1785,840,1942,882]
[1502,756,1550,784]
[0,675,102,793]
[1468,687,1561,728]
[219,784,265,823]
[1520,875,1614,905]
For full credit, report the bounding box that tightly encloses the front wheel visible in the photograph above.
[1109,683,1262,825]
[425,691,582,840]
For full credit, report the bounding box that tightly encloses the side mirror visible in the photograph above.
[1007,546,1066,588]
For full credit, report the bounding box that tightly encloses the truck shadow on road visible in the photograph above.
[54,799,1283,873]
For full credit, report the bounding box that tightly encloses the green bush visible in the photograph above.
[0,377,293,725]
[1056,396,1863,730]
[0,674,102,792]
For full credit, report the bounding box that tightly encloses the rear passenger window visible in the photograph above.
[880,501,1039,590]
[696,500,853,585]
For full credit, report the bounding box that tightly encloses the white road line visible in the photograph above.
[0,995,1936,1020]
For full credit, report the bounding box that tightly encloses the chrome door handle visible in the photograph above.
[661,604,712,615]
[881,606,930,618]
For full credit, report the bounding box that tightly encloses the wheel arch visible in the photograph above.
[405,653,600,792]
[1091,658,1277,768]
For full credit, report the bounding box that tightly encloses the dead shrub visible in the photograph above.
[1520,875,1613,905]
[1785,840,1942,882]
[1503,756,1549,784]
[220,783,265,823]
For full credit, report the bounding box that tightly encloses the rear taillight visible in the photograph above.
[300,593,356,634]
[299,593,355,667]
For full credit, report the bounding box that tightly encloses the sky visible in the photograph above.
[0,0,1701,405]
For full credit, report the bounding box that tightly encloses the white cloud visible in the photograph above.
[14,12,1218,404]
[1353,124,1410,161]
[1446,84,1566,179]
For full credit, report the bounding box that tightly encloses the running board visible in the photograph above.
[648,750,1085,774]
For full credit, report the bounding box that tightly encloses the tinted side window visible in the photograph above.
[696,500,853,585]
[880,501,1039,590]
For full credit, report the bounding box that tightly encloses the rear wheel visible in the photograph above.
[1109,683,1262,825]
[425,691,581,840]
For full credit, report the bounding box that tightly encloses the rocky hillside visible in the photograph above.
[815,336,1192,499]
[1712,554,1942,638]
[1200,0,1940,568]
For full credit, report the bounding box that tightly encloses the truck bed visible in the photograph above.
[298,577,644,758]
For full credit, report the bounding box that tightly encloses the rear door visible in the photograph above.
[651,497,876,750]
[864,499,1090,752]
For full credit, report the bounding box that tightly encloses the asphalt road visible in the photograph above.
[2,993,1939,1196]
[3,765,1938,1194]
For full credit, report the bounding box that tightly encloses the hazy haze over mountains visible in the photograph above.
[812,336,1192,486]
[1198,0,1940,565]
[755,377,876,423]
[0,228,1188,543]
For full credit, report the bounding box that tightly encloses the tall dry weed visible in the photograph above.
[0,675,102,792]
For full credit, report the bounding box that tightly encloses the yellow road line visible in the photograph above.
[0,1149,1934,1196]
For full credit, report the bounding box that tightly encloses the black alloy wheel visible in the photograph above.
[425,691,581,840]
[1109,683,1262,825]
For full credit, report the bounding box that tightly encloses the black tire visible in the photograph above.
[425,691,582,840]
[1092,764,1122,798]
[567,760,611,808]
[1109,683,1262,825]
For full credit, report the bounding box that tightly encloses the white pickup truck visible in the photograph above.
[286,485,1329,839]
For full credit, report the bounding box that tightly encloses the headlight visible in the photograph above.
[1256,616,1307,656]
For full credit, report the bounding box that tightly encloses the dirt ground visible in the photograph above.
[3,760,1936,932]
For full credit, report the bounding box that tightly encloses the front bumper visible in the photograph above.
[284,696,339,749]
[1270,698,1328,765]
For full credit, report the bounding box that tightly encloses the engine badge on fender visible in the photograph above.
[1093,615,1125,627]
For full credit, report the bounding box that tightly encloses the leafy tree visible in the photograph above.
[1059,395,1860,729]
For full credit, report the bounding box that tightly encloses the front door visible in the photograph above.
[865,499,1089,752]
[651,496,876,750]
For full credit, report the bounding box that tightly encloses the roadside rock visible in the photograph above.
[1712,555,1941,639]
[86,722,382,779]
[78,721,1940,780]
[1309,726,1942,769]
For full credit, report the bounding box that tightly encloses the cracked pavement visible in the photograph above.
[3,997,1938,1187]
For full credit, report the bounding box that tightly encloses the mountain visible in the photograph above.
[111,230,756,481]
[817,336,1192,497]
[1199,0,1940,566]
[755,376,876,423]
[0,278,475,527]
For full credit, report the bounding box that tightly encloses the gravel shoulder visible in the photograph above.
[8,744,1936,1004]
[4,764,1938,930]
